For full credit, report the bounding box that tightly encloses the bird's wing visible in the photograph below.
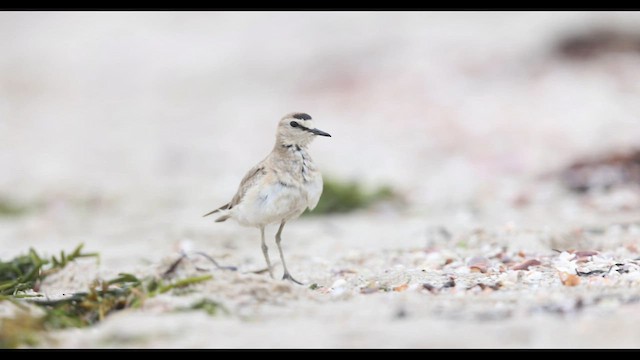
[203,162,267,217]
[228,163,267,209]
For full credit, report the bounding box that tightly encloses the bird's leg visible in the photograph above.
[260,226,274,279]
[275,221,303,285]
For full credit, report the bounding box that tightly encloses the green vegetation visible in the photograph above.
[0,198,30,217]
[306,178,398,215]
[178,298,227,317]
[308,283,320,290]
[0,244,99,297]
[29,273,213,330]
[0,245,216,348]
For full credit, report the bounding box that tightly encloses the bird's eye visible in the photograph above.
[290,121,299,128]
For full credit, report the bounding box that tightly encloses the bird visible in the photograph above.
[203,112,331,284]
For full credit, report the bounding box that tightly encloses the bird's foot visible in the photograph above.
[282,272,304,285]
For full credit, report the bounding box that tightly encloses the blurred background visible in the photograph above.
[3,11,640,348]
[1,11,640,260]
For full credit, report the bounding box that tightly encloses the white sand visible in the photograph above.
[2,11,640,348]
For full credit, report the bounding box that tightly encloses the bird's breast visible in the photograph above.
[291,148,316,183]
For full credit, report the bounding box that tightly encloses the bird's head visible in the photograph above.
[276,112,331,147]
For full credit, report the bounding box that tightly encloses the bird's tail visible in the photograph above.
[203,203,230,220]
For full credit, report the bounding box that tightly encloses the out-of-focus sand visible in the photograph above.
[2,11,640,348]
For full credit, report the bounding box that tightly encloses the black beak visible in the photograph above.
[310,128,331,137]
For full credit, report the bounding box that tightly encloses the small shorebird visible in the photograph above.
[203,112,331,284]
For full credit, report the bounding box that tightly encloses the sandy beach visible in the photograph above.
[2,11,640,348]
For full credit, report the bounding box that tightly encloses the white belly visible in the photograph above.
[305,174,323,211]
[233,181,308,226]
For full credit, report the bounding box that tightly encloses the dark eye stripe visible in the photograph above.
[289,120,314,133]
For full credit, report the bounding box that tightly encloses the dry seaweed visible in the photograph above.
[555,28,640,61]
[1,272,213,348]
[0,246,215,348]
[559,149,640,193]
[29,273,213,328]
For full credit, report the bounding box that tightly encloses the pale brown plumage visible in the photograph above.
[202,164,266,222]
[203,112,331,284]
